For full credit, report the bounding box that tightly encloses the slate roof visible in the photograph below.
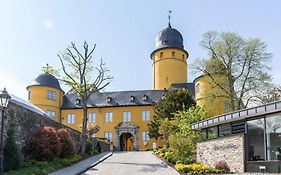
[156,24,184,49]
[27,73,63,91]
[61,90,167,109]
[169,83,195,97]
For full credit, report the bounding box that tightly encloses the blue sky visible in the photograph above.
[1,0,281,100]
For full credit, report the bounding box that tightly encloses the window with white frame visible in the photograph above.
[47,90,56,100]
[67,114,75,124]
[142,131,150,141]
[105,112,113,122]
[123,111,131,122]
[104,132,112,141]
[142,110,150,121]
[88,112,96,123]
[47,110,56,120]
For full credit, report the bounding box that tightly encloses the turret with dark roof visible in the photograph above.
[27,73,63,91]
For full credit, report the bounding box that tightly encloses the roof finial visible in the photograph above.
[168,10,172,28]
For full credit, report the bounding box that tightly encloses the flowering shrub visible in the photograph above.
[25,126,62,161]
[57,128,75,158]
[215,160,230,172]
[175,162,210,174]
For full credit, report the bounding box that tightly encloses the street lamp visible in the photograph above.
[0,88,11,175]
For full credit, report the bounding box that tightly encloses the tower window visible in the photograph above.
[182,54,185,60]
[160,52,163,58]
[47,110,56,120]
[47,91,56,100]
[195,83,200,94]
[172,51,175,57]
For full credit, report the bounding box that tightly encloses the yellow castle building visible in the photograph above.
[27,21,227,151]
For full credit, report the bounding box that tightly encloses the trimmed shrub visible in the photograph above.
[57,128,75,158]
[215,160,230,172]
[25,126,62,161]
[4,123,22,171]
[85,139,93,155]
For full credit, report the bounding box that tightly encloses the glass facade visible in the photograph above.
[266,114,281,160]
[200,112,281,163]
[247,118,265,161]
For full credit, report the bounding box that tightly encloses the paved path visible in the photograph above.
[82,151,179,175]
[49,151,112,175]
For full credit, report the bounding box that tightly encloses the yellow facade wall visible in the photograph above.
[27,86,63,123]
[152,48,188,90]
[61,105,163,150]
[194,75,230,117]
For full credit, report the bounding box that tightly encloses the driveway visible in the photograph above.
[82,151,179,175]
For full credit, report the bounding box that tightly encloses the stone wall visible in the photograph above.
[2,102,81,153]
[196,134,245,173]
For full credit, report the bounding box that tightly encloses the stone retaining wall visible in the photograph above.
[197,134,245,172]
[2,102,81,152]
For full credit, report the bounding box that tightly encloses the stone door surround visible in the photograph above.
[115,122,139,151]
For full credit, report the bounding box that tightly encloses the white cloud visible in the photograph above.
[43,19,53,29]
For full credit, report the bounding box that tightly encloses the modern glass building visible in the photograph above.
[192,101,281,173]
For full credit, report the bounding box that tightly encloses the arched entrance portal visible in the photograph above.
[120,133,133,151]
[115,122,139,151]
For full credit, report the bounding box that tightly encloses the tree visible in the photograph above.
[148,89,195,140]
[41,63,60,76]
[259,85,281,104]
[194,31,273,110]
[168,107,208,164]
[4,123,22,171]
[25,126,62,161]
[57,128,75,158]
[58,41,112,154]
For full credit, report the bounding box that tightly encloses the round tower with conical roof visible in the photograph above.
[194,57,230,117]
[27,73,64,122]
[151,22,188,90]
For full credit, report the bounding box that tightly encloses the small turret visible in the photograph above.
[27,73,64,122]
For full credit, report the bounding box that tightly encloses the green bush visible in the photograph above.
[57,128,75,158]
[85,139,94,155]
[4,123,23,171]
[25,126,62,161]
[5,155,82,175]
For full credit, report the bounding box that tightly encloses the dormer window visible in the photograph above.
[142,95,148,101]
[75,99,81,105]
[130,96,135,102]
[106,97,111,103]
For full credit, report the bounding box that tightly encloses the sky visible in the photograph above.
[0,0,281,100]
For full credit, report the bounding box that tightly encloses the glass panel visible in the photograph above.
[266,113,281,160]
[247,118,265,161]
[219,124,231,137]
[207,127,218,139]
[266,104,276,111]
[248,108,256,115]
[257,106,265,113]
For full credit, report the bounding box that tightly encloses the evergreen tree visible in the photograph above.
[4,123,22,171]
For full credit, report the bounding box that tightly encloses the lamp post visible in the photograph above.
[0,88,11,175]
